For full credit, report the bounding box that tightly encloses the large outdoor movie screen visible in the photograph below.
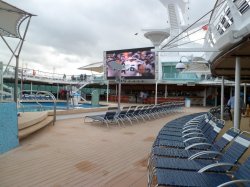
[106,47,155,79]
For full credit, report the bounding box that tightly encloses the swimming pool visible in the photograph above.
[19,102,106,112]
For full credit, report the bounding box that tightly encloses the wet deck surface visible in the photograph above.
[1,107,249,187]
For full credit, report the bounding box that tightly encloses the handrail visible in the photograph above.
[36,91,56,125]
[18,90,56,125]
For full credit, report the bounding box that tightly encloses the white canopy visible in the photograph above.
[0,0,34,102]
[0,0,33,38]
[78,62,104,73]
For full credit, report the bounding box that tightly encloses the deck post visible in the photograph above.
[230,86,233,98]
[234,57,241,129]
[118,70,121,111]
[30,82,33,95]
[244,83,247,106]
[164,84,168,98]
[155,81,158,105]
[220,76,224,119]
[106,81,109,103]
[214,88,218,106]
[203,87,206,107]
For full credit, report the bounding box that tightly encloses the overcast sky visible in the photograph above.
[1,0,215,75]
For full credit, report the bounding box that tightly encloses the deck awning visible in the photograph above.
[0,0,33,38]
[210,35,250,81]
[78,62,104,73]
[0,0,34,102]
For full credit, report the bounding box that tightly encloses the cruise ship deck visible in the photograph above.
[0,107,250,186]
[0,107,207,187]
[1,0,250,186]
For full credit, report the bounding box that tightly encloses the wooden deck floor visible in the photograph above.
[1,107,246,187]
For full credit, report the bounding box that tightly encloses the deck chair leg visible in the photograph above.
[104,121,109,128]
[126,116,133,125]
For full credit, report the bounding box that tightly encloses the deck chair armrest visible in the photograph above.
[182,128,202,134]
[185,142,212,150]
[183,124,198,130]
[189,151,223,160]
[198,162,236,173]
[217,180,250,187]
[184,115,205,126]
[183,136,206,143]
[184,121,199,126]
[182,132,203,138]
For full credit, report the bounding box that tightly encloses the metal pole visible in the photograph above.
[203,87,207,107]
[21,65,23,96]
[118,70,121,111]
[14,17,32,103]
[30,82,33,94]
[106,81,109,103]
[220,76,224,120]
[57,84,59,100]
[234,57,241,129]
[155,81,158,105]
[115,84,117,98]
[14,55,19,102]
[164,84,168,98]
[244,83,247,106]
[230,86,233,98]
[214,88,218,106]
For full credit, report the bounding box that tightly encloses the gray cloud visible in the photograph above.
[2,0,215,74]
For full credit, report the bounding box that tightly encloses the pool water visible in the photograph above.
[19,102,105,112]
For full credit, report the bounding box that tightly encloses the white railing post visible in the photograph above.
[155,81,158,105]
[221,76,224,119]
[234,57,241,129]
[244,83,247,106]
[106,81,109,104]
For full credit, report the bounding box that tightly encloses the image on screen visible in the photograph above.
[106,47,155,79]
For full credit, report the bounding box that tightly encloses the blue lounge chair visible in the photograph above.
[84,111,119,127]
[115,109,132,125]
[148,132,250,184]
[152,156,250,187]
[153,118,224,149]
[151,128,240,159]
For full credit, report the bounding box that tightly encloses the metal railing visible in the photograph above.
[3,64,103,85]
[162,72,200,81]
[19,90,56,125]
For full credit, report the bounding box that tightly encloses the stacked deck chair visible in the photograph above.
[125,106,140,123]
[153,117,224,149]
[151,127,240,159]
[115,109,133,125]
[161,112,209,131]
[152,156,250,187]
[132,106,146,121]
[84,110,119,128]
[159,113,212,135]
[148,132,250,185]
[156,114,217,142]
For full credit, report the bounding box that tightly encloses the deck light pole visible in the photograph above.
[109,61,124,111]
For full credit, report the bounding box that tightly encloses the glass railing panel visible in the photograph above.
[1,62,14,102]
[162,73,200,81]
